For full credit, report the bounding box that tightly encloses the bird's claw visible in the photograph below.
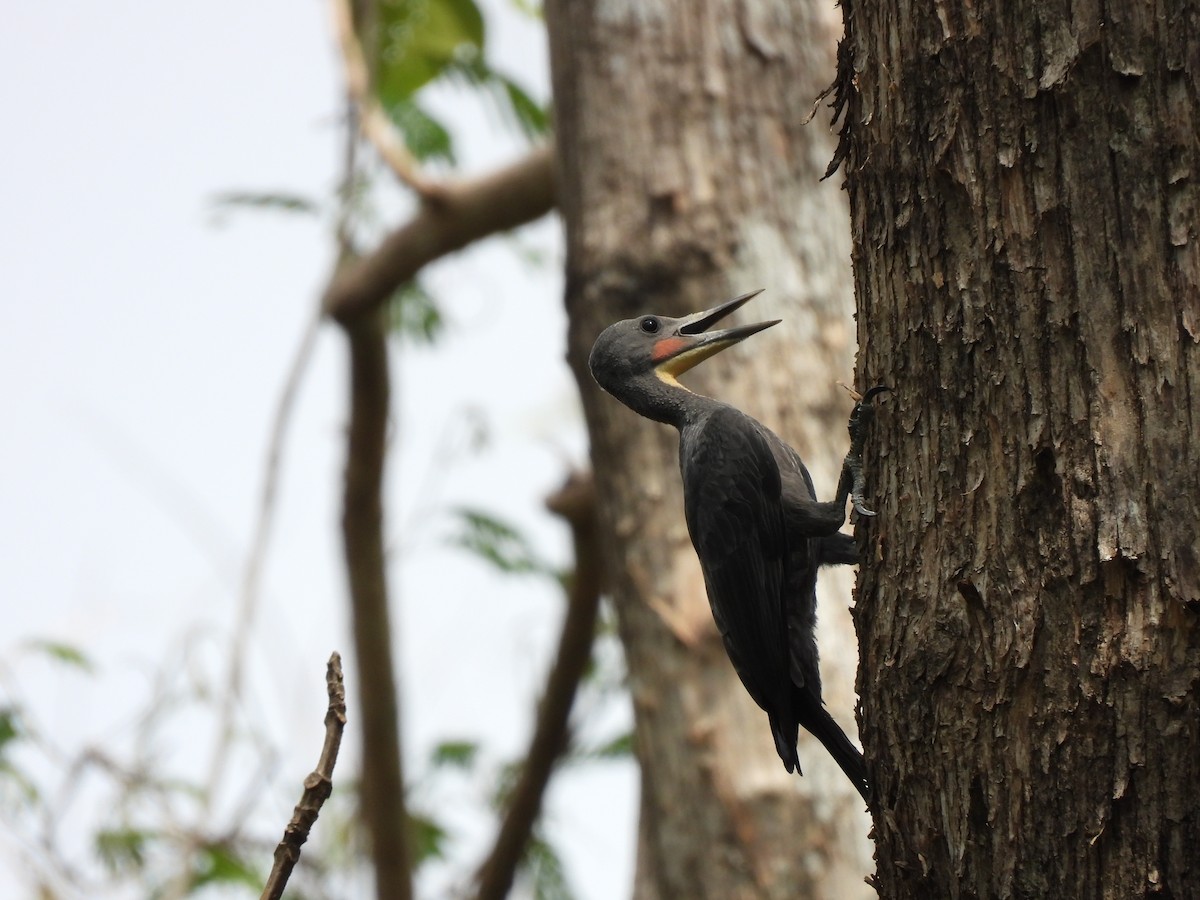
[844,452,876,517]
[843,385,890,519]
[852,496,877,518]
[847,385,891,451]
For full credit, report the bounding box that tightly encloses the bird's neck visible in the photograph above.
[614,371,722,429]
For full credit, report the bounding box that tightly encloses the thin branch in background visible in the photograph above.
[261,652,347,900]
[472,471,604,900]
[323,144,556,322]
[328,0,435,196]
[206,310,323,801]
[155,291,320,900]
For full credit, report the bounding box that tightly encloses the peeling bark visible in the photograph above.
[843,2,1200,897]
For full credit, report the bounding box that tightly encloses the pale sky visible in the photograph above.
[0,1,635,897]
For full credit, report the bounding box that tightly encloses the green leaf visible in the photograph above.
[408,810,449,866]
[522,832,574,900]
[388,280,444,344]
[0,708,20,752]
[442,49,489,88]
[209,191,320,219]
[449,508,551,576]
[95,828,152,875]
[430,739,480,770]
[190,841,261,889]
[444,54,550,141]
[497,75,550,138]
[489,759,523,812]
[375,0,486,108]
[0,759,39,806]
[507,0,543,19]
[0,710,38,805]
[389,99,456,163]
[24,639,94,673]
[586,732,633,760]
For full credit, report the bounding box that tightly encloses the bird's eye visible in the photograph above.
[640,317,660,334]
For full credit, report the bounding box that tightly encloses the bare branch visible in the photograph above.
[261,652,347,900]
[472,471,604,900]
[323,145,556,322]
[159,314,321,898]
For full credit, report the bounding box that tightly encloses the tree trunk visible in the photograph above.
[548,0,872,896]
[844,2,1200,897]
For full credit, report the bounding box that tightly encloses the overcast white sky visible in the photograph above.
[0,1,635,896]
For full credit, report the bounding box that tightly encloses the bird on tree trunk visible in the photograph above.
[589,290,885,802]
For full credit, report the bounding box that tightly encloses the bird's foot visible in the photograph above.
[843,385,891,517]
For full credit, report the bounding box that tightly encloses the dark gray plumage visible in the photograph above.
[589,290,883,801]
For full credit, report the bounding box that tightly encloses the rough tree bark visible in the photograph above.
[842,1,1200,897]
[548,0,873,896]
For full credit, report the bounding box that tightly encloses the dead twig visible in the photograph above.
[261,652,347,900]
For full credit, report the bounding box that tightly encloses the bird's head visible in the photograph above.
[588,290,779,402]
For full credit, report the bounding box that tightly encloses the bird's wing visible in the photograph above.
[772,434,851,538]
[769,438,837,695]
[681,407,791,716]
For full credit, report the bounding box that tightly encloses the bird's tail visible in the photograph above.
[797,704,870,803]
[770,718,801,774]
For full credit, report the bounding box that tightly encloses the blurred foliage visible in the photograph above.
[443,54,550,139]
[210,0,553,335]
[0,547,624,898]
[506,0,543,21]
[371,0,484,107]
[0,638,301,897]
[449,506,558,577]
[24,639,95,673]
[189,841,262,891]
[389,279,445,343]
[0,707,37,807]
[390,99,457,163]
[365,0,549,167]
[94,827,151,876]
[430,739,481,770]
[488,757,524,812]
[522,830,573,900]
[0,708,23,757]
[581,731,634,761]
[409,810,450,866]
[1,2,627,898]
[1,509,627,897]
[208,191,322,226]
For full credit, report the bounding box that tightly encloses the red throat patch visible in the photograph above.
[651,337,688,362]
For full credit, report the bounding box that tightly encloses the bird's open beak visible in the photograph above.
[654,289,781,378]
